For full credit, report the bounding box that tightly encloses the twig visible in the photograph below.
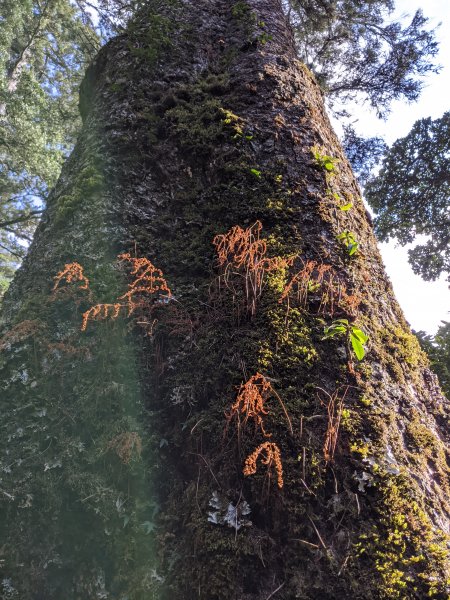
[307,515,327,550]
[265,582,285,600]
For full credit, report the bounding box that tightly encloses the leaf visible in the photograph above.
[350,334,365,360]
[250,168,261,178]
[351,328,369,343]
[339,202,353,211]
[348,243,359,256]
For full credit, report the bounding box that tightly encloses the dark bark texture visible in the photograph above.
[1,0,449,598]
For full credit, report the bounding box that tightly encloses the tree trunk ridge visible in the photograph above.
[1,0,449,598]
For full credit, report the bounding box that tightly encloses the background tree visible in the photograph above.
[365,111,450,281]
[415,323,450,399]
[286,0,439,116]
[1,0,449,598]
[341,124,388,185]
[0,0,98,294]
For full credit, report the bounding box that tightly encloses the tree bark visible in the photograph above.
[1,0,449,598]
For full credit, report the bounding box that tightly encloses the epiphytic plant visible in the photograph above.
[318,386,350,463]
[323,319,369,361]
[226,373,293,439]
[53,262,90,292]
[279,260,361,318]
[336,230,359,256]
[81,303,124,331]
[213,220,293,315]
[311,146,339,174]
[243,441,283,489]
[107,432,142,464]
[53,253,172,331]
[118,252,172,313]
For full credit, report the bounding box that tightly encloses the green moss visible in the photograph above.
[354,475,450,599]
[127,12,175,68]
[55,163,104,224]
[166,96,226,154]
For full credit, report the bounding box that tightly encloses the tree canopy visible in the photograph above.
[365,111,450,281]
[0,0,98,297]
[415,322,450,399]
[287,0,439,116]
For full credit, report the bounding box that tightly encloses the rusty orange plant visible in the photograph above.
[280,260,361,318]
[81,303,124,331]
[75,253,172,331]
[226,373,293,439]
[53,262,90,292]
[243,441,283,489]
[213,221,292,315]
[318,386,349,463]
[118,253,172,313]
[0,319,44,351]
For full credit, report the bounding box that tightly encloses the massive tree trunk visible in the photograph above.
[1,0,449,598]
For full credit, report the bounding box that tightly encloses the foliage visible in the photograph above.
[365,111,450,281]
[311,145,339,172]
[336,230,359,255]
[0,0,99,294]
[52,254,172,331]
[226,373,293,438]
[415,323,450,398]
[342,124,388,185]
[287,1,439,116]
[323,318,369,360]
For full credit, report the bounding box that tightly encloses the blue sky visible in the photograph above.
[332,0,449,334]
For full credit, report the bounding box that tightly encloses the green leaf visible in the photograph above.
[350,334,365,360]
[250,168,262,178]
[339,202,353,211]
[348,243,359,255]
[351,328,369,343]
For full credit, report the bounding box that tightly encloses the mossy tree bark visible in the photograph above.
[1,0,449,598]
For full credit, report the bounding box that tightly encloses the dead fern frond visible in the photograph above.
[226,373,293,438]
[318,386,349,463]
[81,303,123,331]
[213,221,293,315]
[226,372,272,437]
[0,319,44,350]
[243,441,283,489]
[53,262,90,292]
[118,253,172,312]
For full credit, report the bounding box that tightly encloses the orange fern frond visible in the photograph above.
[226,373,293,438]
[227,372,272,437]
[243,441,283,488]
[81,303,123,331]
[213,221,293,315]
[118,253,172,311]
[53,262,90,292]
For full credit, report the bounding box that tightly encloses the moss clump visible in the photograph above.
[127,11,175,68]
[354,475,450,599]
[166,96,226,154]
[55,164,104,224]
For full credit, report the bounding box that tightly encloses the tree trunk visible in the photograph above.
[1,1,449,598]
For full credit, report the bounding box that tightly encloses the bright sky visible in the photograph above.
[332,0,450,335]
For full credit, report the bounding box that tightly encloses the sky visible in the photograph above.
[332,0,449,335]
